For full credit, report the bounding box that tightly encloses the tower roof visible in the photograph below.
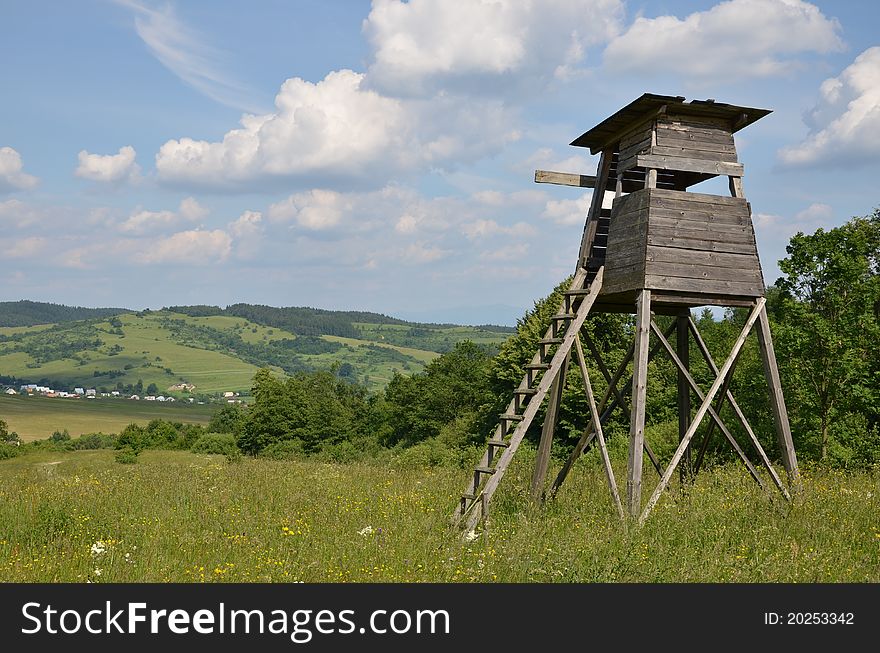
[571,93,771,154]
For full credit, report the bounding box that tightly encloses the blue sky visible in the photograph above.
[1,0,878,324]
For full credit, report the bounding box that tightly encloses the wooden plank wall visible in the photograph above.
[616,124,654,173]
[603,191,649,295]
[602,188,764,297]
[653,115,738,164]
[618,114,743,180]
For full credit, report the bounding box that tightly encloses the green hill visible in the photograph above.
[0,306,513,394]
[0,300,129,327]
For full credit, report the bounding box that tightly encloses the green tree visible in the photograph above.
[208,404,246,436]
[146,382,159,395]
[381,341,495,447]
[0,419,20,444]
[773,210,880,464]
[239,368,372,455]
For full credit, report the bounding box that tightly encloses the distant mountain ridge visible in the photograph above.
[0,301,130,327]
[0,300,516,332]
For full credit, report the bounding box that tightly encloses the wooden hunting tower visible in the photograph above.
[454,94,800,531]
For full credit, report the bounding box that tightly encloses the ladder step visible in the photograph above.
[524,362,550,370]
[474,466,496,475]
[551,312,577,321]
[487,439,509,448]
[500,413,524,421]
[462,492,477,500]
[564,288,592,296]
[513,388,538,395]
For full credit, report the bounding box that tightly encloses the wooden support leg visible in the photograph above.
[677,313,692,483]
[550,321,675,498]
[627,290,651,518]
[755,305,800,487]
[530,357,567,501]
[639,298,765,525]
[574,336,624,520]
[688,316,790,500]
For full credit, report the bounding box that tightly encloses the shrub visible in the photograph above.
[71,433,116,450]
[115,448,139,464]
[49,429,71,443]
[117,423,148,453]
[316,439,362,464]
[190,433,238,455]
[391,437,478,469]
[0,443,20,460]
[258,439,306,461]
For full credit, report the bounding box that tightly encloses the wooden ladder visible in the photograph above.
[452,266,605,532]
[452,149,626,533]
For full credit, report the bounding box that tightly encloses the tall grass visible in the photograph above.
[0,449,876,582]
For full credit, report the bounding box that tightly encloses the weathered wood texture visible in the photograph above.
[627,289,651,518]
[530,358,567,500]
[534,169,597,188]
[677,313,691,482]
[756,305,800,486]
[617,115,740,179]
[577,149,613,269]
[601,188,763,297]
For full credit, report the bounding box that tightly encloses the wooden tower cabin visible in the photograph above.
[453,94,800,532]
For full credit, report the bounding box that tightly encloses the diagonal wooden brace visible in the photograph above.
[573,335,625,520]
[550,321,676,497]
[687,317,790,500]
[649,320,766,493]
[639,298,765,525]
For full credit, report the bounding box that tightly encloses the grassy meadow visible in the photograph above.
[0,447,877,582]
[0,395,216,442]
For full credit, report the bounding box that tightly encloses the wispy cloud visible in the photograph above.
[115,0,265,113]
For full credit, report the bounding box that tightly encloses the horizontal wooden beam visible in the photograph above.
[627,154,744,177]
[534,169,597,188]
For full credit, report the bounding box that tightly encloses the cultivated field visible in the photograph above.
[1,448,876,582]
[0,395,216,441]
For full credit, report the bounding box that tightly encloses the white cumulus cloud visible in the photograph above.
[75,146,140,183]
[0,147,39,193]
[603,0,843,80]
[363,0,624,96]
[155,69,518,189]
[120,197,208,235]
[0,199,45,228]
[779,47,880,167]
[268,189,353,231]
[135,229,232,265]
[461,219,536,239]
[541,192,592,225]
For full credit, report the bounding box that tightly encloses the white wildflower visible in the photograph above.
[464,530,479,542]
[358,526,374,536]
[93,568,102,577]
[90,541,107,557]
[124,552,133,564]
